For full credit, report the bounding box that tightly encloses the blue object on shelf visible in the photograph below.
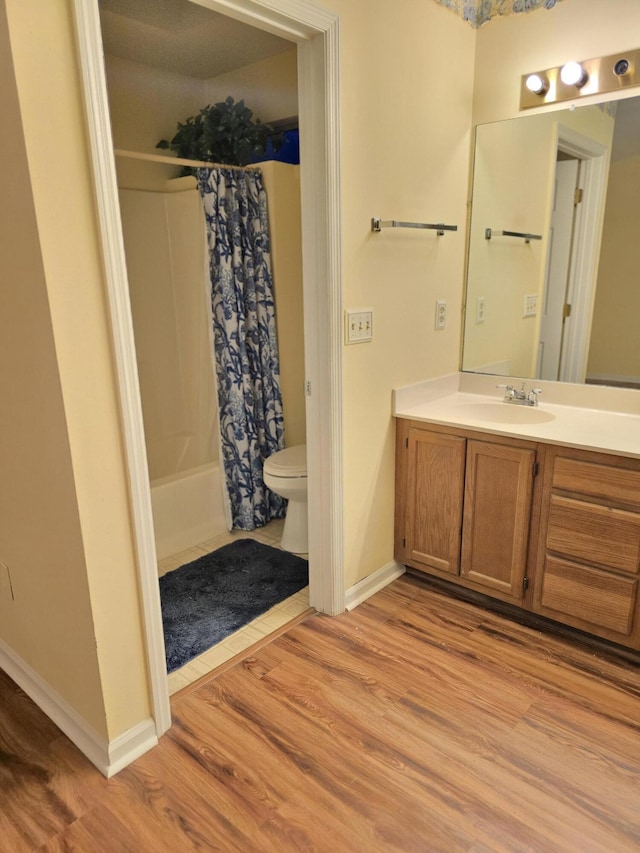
[254,128,300,165]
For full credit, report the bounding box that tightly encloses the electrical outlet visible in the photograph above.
[476,296,486,324]
[523,294,538,318]
[345,309,373,344]
[435,300,447,330]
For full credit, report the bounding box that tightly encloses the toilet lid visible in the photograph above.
[263,444,307,477]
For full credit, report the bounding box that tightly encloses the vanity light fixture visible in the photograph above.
[525,73,549,95]
[560,61,588,88]
[520,47,640,109]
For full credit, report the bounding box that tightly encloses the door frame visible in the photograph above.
[72,0,344,737]
[552,125,609,383]
[537,156,580,380]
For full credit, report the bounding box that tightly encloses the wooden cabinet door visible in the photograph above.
[404,428,466,575]
[461,440,535,600]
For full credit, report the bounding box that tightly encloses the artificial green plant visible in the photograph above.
[156,96,280,172]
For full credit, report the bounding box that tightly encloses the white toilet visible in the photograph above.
[263,444,308,554]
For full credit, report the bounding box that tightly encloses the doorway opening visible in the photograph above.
[536,126,609,383]
[73,0,343,734]
[537,154,582,380]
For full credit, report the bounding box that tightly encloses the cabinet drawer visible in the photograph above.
[553,456,640,507]
[547,495,640,574]
[540,555,637,636]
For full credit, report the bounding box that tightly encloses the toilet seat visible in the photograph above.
[264,444,307,478]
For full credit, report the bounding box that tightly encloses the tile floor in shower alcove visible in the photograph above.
[157,518,310,695]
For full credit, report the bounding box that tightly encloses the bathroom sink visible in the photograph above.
[451,401,556,425]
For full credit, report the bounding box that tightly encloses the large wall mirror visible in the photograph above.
[461,94,640,389]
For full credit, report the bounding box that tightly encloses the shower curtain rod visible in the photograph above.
[114,148,260,172]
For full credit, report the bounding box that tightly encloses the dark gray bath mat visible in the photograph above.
[159,538,308,672]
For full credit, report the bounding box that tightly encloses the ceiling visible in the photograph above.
[98,0,294,80]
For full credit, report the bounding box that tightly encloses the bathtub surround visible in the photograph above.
[150,463,227,560]
[159,538,308,672]
[119,185,217,482]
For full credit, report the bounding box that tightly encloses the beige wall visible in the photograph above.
[326,0,475,586]
[5,0,150,739]
[106,49,297,158]
[587,153,640,382]
[0,0,106,734]
[106,57,207,156]
[200,49,298,124]
[261,162,306,448]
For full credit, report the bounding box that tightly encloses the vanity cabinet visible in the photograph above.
[533,447,640,646]
[395,420,539,605]
[395,418,640,651]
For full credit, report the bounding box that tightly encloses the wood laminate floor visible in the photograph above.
[2,574,640,852]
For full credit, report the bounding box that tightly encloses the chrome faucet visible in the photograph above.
[497,383,543,407]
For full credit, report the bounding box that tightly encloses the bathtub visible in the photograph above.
[150,462,228,560]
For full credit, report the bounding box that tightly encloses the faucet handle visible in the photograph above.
[528,387,543,405]
[497,383,516,399]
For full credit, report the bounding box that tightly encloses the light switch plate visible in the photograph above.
[523,294,538,317]
[345,309,373,344]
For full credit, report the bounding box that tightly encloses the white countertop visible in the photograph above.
[393,373,640,460]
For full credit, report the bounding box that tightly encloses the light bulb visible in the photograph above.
[525,74,548,95]
[560,61,588,87]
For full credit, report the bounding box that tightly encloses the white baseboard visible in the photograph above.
[344,560,405,611]
[0,637,158,777]
[106,718,159,777]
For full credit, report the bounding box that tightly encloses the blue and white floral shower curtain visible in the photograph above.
[197,167,286,530]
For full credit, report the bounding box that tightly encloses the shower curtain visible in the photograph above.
[197,167,286,530]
